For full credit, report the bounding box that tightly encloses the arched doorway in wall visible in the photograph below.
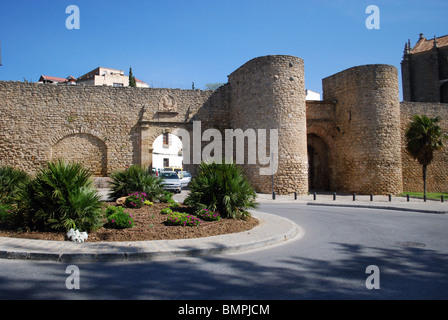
[307,133,330,191]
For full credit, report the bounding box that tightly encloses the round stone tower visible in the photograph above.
[228,55,308,195]
[322,64,403,195]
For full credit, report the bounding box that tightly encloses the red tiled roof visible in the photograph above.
[39,75,68,83]
[410,34,448,54]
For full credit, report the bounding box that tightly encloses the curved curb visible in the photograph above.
[0,211,301,263]
[306,202,448,214]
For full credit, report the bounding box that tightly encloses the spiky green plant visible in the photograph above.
[18,160,103,232]
[184,162,258,219]
[109,165,164,201]
[0,166,30,205]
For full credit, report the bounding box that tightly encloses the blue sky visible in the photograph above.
[0,0,447,98]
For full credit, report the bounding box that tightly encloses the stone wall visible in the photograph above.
[1,56,448,196]
[322,64,403,195]
[228,55,308,195]
[402,46,448,102]
[0,81,216,176]
[400,102,448,192]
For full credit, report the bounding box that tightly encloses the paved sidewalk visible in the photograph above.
[256,192,448,214]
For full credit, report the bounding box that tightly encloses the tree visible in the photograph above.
[205,82,225,91]
[405,115,446,198]
[129,67,136,87]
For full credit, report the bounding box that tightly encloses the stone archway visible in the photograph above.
[140,123,193,170]
[51,133,108,176]
[151,130,184,170]
[307,133,330,191]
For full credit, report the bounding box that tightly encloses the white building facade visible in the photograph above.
[152,133,183,170]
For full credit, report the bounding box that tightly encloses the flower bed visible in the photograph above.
[0,202,259,242]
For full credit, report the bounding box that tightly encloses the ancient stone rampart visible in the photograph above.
[323,64,403,195]
[228,55,308,194]
[1,57,447,195]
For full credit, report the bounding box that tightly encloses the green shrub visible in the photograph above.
[144,200,154,206]
[196,208,222,221]
[109,165,164,201]
[158,190,175,203]
[169,201,180,209]
[160,207,173,215]
[166,212,202,227]
[105,205,134,229]
[124,192,148,208]
[0,203,14,229]
[184,162,258,219]
[0,166,30,205]
[17,160,103,232]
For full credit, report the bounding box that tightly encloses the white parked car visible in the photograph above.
[159,171,182,193]
[179,171,192,188]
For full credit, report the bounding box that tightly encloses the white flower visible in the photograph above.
[66,228,88,242]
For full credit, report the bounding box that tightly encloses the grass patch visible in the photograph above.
[400,192,448,200]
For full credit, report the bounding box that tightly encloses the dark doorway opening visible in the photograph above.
[308,134,330,191]
[441,82,448,103]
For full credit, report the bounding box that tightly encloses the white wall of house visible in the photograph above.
[152,134,183,170]
[306,89,321,101]
[78,67,150,88]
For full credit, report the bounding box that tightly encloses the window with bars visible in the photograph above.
[163,132,170,148]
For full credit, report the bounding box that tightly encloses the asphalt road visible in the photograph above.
[0,203,447,301]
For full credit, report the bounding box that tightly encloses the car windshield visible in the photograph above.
[161,172,178,179]
[183,172,191,177]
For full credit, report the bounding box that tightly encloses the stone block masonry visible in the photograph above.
[0,81,215,176]
[228,55,308,195]
[1,55,448,195]
[323,65,403,195]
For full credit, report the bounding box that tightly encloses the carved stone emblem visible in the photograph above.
[158,95,177,112]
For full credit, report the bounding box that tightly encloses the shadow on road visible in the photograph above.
[0,240,446,300]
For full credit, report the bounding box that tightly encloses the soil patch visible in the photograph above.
[0,203,259,242]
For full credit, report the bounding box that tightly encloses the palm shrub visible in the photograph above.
[0,166,30,205]
[109,165,164,201]
[184,162,258,219]
[17,160,103,232]
[0,203,14,229]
